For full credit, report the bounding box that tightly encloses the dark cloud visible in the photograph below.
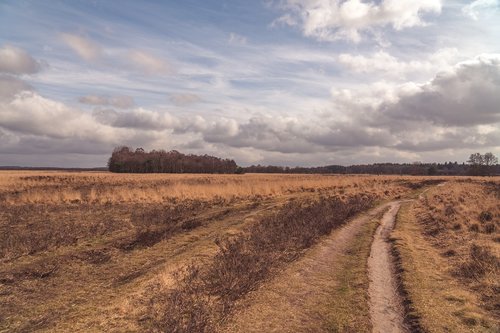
[377,55,500,128]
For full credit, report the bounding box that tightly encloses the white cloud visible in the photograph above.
[0,91,174,156]
[79,95,135,108]
[274,0,442,42]
[332,53,500,129]
[1,91,109,139]
[61,33,102,62]
[337,48,458,75]
[203,118,240,142]
[128,50,172,75]
[0,45,41,74]
[1,42,498,166]
[462,0,499,20]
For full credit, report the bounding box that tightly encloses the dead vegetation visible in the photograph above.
[393,178,500,332]
[143,194,375,332]
[0,171,440,205]
[416,180,499,317]
[0,171,445,332]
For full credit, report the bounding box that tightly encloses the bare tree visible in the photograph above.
[483,152,498,166]
[467,152,498,176]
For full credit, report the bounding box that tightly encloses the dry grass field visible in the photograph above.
[0,171,497,332]
[393,179,500,332]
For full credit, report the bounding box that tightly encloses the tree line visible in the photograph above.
[108,147,498,176]
[244,153,498,176]
[108,147,238,173]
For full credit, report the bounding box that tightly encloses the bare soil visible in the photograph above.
[368,202,408,333]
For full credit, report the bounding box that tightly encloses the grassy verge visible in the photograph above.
[392,201,498,333]
[323,211,384,333]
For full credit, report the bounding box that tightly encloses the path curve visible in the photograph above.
[368,201,408,333]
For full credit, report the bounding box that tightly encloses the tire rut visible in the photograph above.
[368,201,408,333]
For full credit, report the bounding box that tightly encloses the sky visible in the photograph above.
[0,0,499,167]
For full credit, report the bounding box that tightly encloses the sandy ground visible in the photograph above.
[368,202,408,333]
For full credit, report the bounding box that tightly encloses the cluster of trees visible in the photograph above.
[108,147,238,173]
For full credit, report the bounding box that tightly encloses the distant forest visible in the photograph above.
[243,162,497,176]
[108,146,238,173]
[107,147,499,176]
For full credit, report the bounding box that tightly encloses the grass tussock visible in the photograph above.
[455,244,499,280]
[143,194,375,332]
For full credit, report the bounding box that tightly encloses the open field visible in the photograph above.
[0,171,498,332]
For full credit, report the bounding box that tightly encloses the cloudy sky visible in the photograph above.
[0,0,499,167]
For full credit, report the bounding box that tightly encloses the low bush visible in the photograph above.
[144,194,376,332]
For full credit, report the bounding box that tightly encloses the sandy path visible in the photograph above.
[221,203,391,333]
[367,202,408,333]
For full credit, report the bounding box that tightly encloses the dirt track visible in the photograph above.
[221,202,393,333]
[221,199,413,333]
[368,202,407,333]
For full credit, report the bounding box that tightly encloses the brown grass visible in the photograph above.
[0,171,442,204]
[0,171,446,332]
[393,179,500,332]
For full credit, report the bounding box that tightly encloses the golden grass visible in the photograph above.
[1,171,442,204]
[392,180,500,332]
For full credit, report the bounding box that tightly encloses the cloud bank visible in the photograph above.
[1,0,499,167]
[273,0,442,42]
